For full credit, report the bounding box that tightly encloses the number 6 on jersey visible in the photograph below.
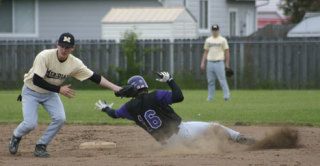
[144,110,162,129]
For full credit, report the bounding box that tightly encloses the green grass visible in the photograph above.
[1,90,320,126]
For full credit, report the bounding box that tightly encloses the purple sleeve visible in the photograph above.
[115,104,133,120]
[155,90,173,105]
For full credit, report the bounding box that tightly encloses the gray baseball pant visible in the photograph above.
[206,61,230,100]
[13,85,66,145]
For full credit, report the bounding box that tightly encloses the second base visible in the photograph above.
[79,141,116,149]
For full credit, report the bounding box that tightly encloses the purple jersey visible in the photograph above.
[115,90,172,119]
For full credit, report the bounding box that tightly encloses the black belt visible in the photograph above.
[208,60,223,63]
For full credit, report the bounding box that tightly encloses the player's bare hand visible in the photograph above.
[200,62,206,72]
[114,86,122,92]
[59,84,75,98]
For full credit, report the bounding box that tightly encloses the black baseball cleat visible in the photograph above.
[9,135,22,155]
[235,134,256,145]
[34,144,50,157]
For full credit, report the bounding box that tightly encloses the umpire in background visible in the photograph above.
[200,24,230,101]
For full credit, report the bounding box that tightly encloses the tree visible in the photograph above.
[280,0,320,23]
[117,30,141,84]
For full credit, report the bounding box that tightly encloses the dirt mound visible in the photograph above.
[250,127,299,150]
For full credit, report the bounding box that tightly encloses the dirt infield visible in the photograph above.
[1,124,320,166]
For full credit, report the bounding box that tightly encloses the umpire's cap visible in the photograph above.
[58,32,75,48]
[127,75,148,90]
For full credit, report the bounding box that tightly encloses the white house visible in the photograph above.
[161,0,257,37]
[0,0,162,40]
[287,13,320,37]
[101,8,198,41]
[0,0,257,40]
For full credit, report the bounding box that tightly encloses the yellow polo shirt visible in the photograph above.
[204,35,229,61]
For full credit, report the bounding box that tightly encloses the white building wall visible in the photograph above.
[211,0,229,36]
[182,0,229,37]
[38,0,161,40]
[185,0,199,26]
[162,0,256,37]
[161,0,184,7]
[228,2,257,36]
[172,10,198,39]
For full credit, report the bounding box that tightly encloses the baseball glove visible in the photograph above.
[17,94,22,102]
[225,67,234,78]
[114,85,137,98]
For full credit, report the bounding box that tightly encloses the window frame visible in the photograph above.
[199,0,210,33]
[245,10,255,36]
[229,8,239,37]
[0,0,39,38]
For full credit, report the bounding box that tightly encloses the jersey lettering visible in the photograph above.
[45,70,68,80]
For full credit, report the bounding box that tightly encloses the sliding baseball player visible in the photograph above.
[95,72,255,146]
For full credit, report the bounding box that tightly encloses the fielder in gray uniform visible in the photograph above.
[9,33,121,157]
[200,24,231,101]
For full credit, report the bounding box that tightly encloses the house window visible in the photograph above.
[229,11,237,36]
[0,0,37,36]
[199,0,208,30]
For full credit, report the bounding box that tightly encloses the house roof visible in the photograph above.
[101,7,186,23]
[288,13,320,37]
[303,12,320,20]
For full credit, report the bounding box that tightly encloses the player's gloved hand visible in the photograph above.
[114,85,137,98]
[225,67,234,78]
[156,71,173,82]
[95,100,114,113]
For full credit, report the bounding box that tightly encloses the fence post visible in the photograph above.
[239,41,245,89]
[115,41,120,81]
[269,39,276,82]
[0,41,6,81]
[301,39,308,88]
[169,39,174,74]
[276,38,284,84]
[231,40,238,89]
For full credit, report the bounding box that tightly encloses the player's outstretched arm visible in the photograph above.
[95,100,133,120]
[100,76,121,92]
[87,73,121,92]
[156,72,184,103]
[95,100,118,118]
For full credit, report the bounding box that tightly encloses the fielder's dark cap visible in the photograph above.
[58,32,75,48]
[211,24,220,31]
